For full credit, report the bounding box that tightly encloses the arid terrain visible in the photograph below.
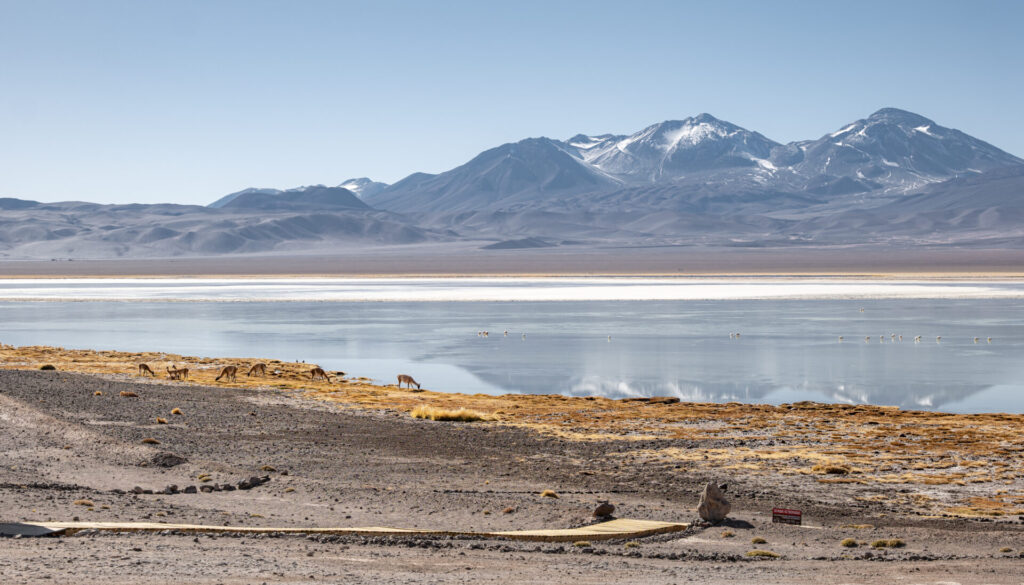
[3,246,1024,278]
[1,345,1022,584]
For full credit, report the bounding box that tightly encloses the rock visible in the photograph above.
[150,452,188,468]
[593,501,615,518]
[222,484,236,492]
[183,485,197,494]
[199,485,215,493]
[131,486,145,494]
[697,481,731,523]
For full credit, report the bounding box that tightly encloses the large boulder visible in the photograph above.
[697,481,730,523]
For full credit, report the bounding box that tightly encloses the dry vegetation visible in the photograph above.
[3,343,1023,519]
[410,405,488,422]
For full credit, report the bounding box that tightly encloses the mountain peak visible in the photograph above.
[867,107,933,126]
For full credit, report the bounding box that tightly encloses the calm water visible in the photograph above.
[0,278,1022,413]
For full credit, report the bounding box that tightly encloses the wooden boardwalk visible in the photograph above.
[6,518,688,542]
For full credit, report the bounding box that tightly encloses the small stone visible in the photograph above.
[183,486,197,494]
[594,501,615,518]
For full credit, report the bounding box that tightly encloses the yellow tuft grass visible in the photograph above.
[539,489,558,498]
[73,499,94,507]
[999,547,1013,553]
[502,506,516,514]
[841,538,858,548]
[872,538,905,548]
[171,408,182,415]
[410,405,488,422]
[812,462,851,475]
[572,541,592,548]
[751,537,767,544]
[721,530,735,538]
[746,550,780,558]
[260,465,277,472]
[93,391,102,396]
[155,417,167,424]
[624,541,640,549]
[283,487,295,493]
[141,437,160,445]
[120,391,139,398]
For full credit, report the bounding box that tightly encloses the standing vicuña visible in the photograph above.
[167,366,189,381]
[247,363,267,377]
[309,367,331,382]
[397,374,420,389]
[215,365,238,382]
[138,363,156,377]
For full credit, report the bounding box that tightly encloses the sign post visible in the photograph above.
[772,507,802,525]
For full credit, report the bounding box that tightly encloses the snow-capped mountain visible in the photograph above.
[362,108,1023,219]
[569,114,780,182]
[337,177,389,199]
[786,108,1023,196]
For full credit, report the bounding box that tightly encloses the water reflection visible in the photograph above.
[0,295,1021,413]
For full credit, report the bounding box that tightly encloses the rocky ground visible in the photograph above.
[1,368,1022,584]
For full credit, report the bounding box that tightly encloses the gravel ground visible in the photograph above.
[1,370,1022,584]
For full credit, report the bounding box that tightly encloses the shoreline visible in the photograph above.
[1,345,1022,583]
[2,246,1024,278]
[2,343,1022,517]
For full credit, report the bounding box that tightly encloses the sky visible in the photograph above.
[1,0,1022,205]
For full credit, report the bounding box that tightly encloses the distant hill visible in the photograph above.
[209,185,368,211]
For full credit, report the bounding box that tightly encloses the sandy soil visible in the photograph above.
[1,356,1022,583]
[2,245,1024,277]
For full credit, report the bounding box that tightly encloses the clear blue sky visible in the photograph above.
[1,0,1021,205]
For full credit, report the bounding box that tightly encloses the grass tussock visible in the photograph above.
[155,417,168,424]
[746,550,780,558]
[410,405,488,422]
[283,487,295,493]
[93,391,102,396]
[260,465,277,472]
[812,462,851,475]
[624,541,640,549]
[840,538,858,548]
[751,537,767,544]
[1000,547,1013,553]
[572,541,592,548]
[872,538,906,548]
[841,524,874,529]
[141,437,160,445]
[39,364,56,371]
[721,530,735,538]
[502,507,516,514]
[119,391,139,398]
[73,499,94,507]
[539,489,558,498]
[171,408,182,415]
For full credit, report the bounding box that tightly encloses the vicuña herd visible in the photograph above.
[135,361,421,390]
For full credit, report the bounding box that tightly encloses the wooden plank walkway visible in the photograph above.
[11,518,688,542]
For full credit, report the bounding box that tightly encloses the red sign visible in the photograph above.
[772,507,802,525]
